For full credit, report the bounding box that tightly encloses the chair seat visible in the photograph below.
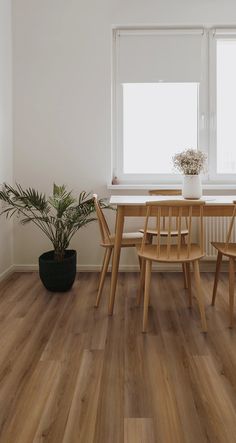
[137,243,204,263]
[212,242,236,258]
[139,228,188,237]
[102,232,144,247]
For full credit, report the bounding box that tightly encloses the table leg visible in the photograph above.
[108,206,124,315]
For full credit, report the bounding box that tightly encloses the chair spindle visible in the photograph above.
[187,206,193,259]
[167,207,172,258]
[177,207,182,259]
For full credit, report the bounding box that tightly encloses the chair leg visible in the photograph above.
[142,260,152,333]
[97,248,106,290]
[181,236,188,289]
[136,234,152,307]
[211,252,223,306]
[95,248,112,308]
[193,260,207,333]
[136,258,146,306]
[182,263,188,289]
[186,262,192,308]
[229,258,235,328]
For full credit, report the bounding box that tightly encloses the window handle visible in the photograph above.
[200,114,205,130]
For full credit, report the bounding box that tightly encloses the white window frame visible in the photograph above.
[112,27,208,185]
[112,26,236,186]
[209,28,236,183]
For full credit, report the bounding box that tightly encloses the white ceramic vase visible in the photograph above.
[182,175,202,199]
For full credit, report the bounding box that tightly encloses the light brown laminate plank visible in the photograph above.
[124,418,155,443]
[124,273,153,419]
[62,349,104,443]
[93,273,125,443]
[1,361,60,443]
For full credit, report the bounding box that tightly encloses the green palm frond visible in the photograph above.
[20,215,51,225]
[0,183,49,212]
[48,183,76,218]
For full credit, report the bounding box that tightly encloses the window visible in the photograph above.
[207,30,236,182]
[112,27,236,185]
[216,38,236,174]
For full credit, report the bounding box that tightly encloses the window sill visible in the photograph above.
[107,183,236,191]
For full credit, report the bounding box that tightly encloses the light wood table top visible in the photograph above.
[110,195,236,206]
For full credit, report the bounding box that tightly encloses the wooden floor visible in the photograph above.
[1,272,236,442]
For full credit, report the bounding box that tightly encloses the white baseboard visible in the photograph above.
[0,265,14,282]
[12,260,227,273]
[13,264,39,273]
[14,263,183,272]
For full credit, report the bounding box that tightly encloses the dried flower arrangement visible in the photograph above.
[172,149,207,175]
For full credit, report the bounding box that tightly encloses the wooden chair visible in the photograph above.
[211,202,236,327]
[137,200,207,333]
[140,189,189,288]
[93,194,144,308]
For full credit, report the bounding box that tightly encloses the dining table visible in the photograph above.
[108,194,236,315]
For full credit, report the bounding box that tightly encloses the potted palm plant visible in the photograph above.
[0,183,98,292]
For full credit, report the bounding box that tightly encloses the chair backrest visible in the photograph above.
[93,194,111,245]
[149,189,185,230]
[149,189,182,196]
[141,200,205,260]
[224,201,236,249]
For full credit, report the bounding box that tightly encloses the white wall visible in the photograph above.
[0,0,13,278]
[12,0,236,270]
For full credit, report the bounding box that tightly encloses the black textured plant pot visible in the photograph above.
[39,250,77,292]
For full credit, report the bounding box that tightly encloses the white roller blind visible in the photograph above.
[116,29,204,83]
